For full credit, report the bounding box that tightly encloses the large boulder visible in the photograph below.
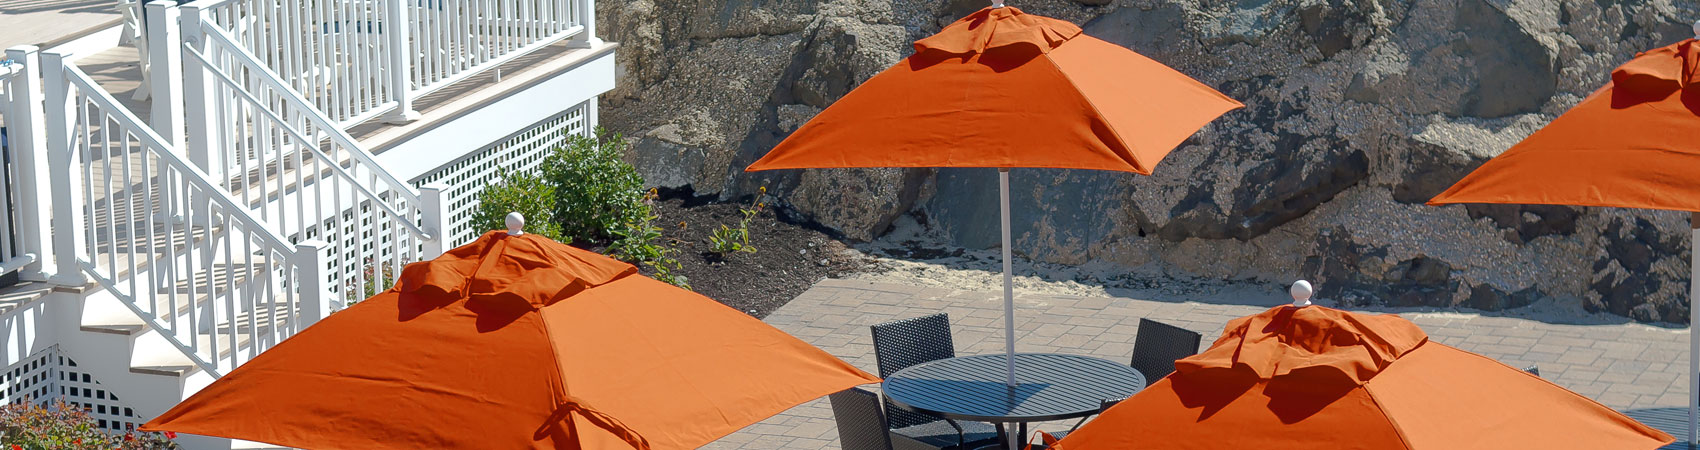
[596,0,1700,323]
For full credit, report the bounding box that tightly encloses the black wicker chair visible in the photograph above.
[831,388,900,450]
[1129,318,1202,382]
[871,313,957,429]
[870,314,999,449]
[1524,365,1541,377]
[829,387,998,450]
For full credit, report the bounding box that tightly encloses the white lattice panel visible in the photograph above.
[1,346,55,408]
[1,346,142,432]
[413,101,590,247]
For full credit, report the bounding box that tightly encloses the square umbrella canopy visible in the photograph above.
[746,4,1242,394]
[1428,29,1700,446]
[1048,283,1674,450]
[143,225,880,449]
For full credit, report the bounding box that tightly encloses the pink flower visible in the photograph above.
[165,431,178,439]
[13,444,23,450]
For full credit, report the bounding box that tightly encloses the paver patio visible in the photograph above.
[706,278,1690,449]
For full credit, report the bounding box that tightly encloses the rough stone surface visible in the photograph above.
[596,0,1700,323]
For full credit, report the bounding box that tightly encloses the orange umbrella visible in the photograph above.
[141,227,879,449]
[1048,285,1674,449]
[1428,31,1700,445]
[746,3,1241,388]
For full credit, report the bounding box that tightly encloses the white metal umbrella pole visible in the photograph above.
[1001,168,1017,388]
[1689,211,1697,447]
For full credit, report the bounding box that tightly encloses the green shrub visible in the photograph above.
[542,129,649,244]
[472,172,566,242]
[0,400,178,449]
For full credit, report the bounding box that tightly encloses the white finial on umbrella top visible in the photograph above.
[506,212,525,236]
[1291,280,1314,307]
[1693,20,1699,38]
[992,0,1005,8]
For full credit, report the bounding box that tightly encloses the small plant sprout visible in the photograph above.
[709,186,767,256]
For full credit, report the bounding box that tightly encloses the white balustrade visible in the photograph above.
[187,0,588,127]
[406,0,586,97]
[40,52,325,377]
[178,7,436,303]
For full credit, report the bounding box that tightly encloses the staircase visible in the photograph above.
[0,0,594,442]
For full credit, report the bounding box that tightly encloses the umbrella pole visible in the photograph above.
[1001,168,1016,389]
[1690,212,1697,447]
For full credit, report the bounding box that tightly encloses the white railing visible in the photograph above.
[40,51,333,377]
[194,0,590,126]
[406,0,587,96]
[178,8,441,301]
[0,47,50,281]
[200,0,398,125]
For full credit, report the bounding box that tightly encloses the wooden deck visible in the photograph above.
[0,0,120,49]
[58,34,606,157]
[74,43,152,125]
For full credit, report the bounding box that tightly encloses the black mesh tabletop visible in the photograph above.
[881,353,1146,423]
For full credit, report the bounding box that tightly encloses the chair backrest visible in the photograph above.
[1524,365,1541,377]
[1129,318,1202,382]
[829,387,894,450]
[871,313,954,429]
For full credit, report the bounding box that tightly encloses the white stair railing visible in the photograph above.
[176,6,443,301]
[194,0,590,126]
[40,51,333,377]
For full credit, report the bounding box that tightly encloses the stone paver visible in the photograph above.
[706,279,1691,449]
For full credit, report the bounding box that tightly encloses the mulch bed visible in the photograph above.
[612,196,873,318]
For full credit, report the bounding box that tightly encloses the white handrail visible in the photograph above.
[182,5,432,300]
[183,40,429,238]
[50,57,320,377]
[194,21,425,210]
[65,67,297,251]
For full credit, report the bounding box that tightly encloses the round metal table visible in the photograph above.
[881,353,1146,449]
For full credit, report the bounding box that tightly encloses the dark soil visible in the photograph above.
[619,196,873,318]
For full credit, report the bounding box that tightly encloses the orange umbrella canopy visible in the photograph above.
[142,231,879,450]
[1053,305,1673,449]
[744,6,1243,175]
[1429,38,1700,211]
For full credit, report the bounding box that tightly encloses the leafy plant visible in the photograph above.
[708,186,765,256]
[542,129,649,244]
[0,400,178,449]
[608,190,690,290]
[472,172,566,242]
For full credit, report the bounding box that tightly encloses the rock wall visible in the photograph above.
[596,0,1700,323]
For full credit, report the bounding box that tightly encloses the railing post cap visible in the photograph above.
[1291,280,1314,307]
[506,212,525,236]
